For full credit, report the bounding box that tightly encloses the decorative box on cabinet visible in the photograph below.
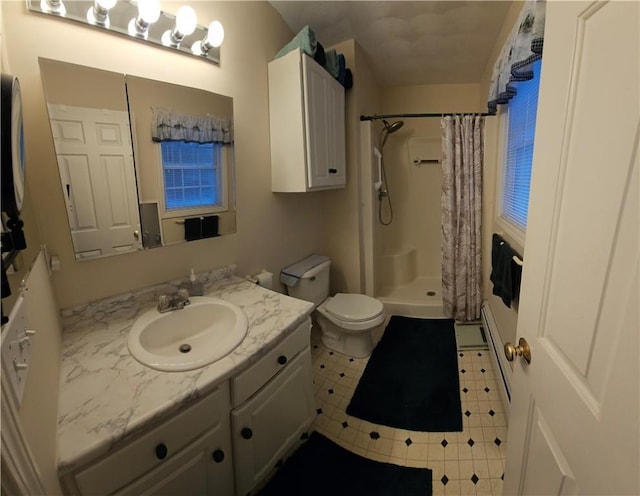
[63,382,234,496]
[268,49,346,192]
[231,319,315,496]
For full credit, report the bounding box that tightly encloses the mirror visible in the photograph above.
[39,58,236,261]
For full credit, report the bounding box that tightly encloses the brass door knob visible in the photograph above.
[504,337,532,364]
[133,230,140,239]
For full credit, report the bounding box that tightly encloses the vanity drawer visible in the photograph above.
[75,381,230,496]
[231,318,311,407]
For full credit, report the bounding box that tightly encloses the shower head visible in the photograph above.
[382,119,404,134]
[379,119,404,149]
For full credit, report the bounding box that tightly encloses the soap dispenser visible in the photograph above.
[189,268,203,296]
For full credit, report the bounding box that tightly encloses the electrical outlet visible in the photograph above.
[1,295,35,407]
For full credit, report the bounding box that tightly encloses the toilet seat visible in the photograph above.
[325,293,384,321]
[319,293,385,332]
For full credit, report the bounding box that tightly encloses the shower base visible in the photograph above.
[377,276,445,318]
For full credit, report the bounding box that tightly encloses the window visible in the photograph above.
[501,59,542,232]
[160,140,224,214]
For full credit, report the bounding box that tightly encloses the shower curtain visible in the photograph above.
[440,115,484,321]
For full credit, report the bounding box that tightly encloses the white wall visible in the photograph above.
[2,1,325,309]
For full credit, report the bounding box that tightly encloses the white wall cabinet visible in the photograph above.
[268,49,346,192]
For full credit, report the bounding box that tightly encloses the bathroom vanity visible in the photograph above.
[56,267,315,496]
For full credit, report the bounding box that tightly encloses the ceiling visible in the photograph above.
[269,1,514,87]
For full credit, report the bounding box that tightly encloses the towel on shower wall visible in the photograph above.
[275,25,317,60]
[490,233,523,307]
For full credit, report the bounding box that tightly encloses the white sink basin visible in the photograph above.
[127,296,248,372]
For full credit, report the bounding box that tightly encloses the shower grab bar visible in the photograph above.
[413,158,440,165]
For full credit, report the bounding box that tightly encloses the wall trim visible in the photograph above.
[481,301,512,415]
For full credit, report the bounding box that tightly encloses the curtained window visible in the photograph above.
[151,107,233,218]
[488,0,545,241]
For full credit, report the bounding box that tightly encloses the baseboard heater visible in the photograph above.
[481,303,512,408]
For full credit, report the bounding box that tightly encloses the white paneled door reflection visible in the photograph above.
[48,105,142,260]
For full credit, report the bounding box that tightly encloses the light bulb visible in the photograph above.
[191,20,224,56]
[207,20,224,48]
[41,0,66,15]
[175,6,197,36]
[88,0,116,27]
[129,0,160,38]
[138,0,160,24]
[96,0,117,9]
[162,5,197,47]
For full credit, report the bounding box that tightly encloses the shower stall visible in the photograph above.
[360,119,445,318]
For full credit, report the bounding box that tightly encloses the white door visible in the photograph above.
[504,2,639,495]
[48,105,142,259]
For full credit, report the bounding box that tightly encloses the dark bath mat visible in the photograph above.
[346,316,463,432]
[257,431,433,496]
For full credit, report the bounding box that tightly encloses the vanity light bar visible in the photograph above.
[27,0,223,65]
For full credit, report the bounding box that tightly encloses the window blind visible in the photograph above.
[161,141,221,210]
[503,59,542,230]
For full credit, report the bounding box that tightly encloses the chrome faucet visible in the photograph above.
[157,288,190,313]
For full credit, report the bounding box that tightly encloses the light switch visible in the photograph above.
[1,295,35,407]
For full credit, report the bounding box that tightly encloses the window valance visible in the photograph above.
[151,107,234,144]
[487,0,546,115]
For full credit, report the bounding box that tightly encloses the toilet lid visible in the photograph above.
[325,293,384,322]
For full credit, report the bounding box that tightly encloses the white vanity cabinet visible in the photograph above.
[63,383,234,496]
[231,318,315,496]
[268,49,346,192]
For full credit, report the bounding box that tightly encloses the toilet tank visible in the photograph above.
[284,259,331,306]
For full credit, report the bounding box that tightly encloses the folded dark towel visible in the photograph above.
[337,54,346,84]
[314,42,326,67]
[184,217,201,242]
[490,233,522,307]
[344,68,353,89]
[201,215,219,238]
[324,49,339,78]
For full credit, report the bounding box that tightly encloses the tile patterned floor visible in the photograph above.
[309,321,508,496]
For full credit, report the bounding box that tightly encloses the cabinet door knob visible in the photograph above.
[277,355,287,365]
[328,168,338,174]
[155,443,168,460]
[241,427,253,440]
[212,449,225,463]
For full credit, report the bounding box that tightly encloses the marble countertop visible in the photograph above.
[56,266,313,475]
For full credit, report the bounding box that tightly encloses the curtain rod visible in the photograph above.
[360,112,494,121]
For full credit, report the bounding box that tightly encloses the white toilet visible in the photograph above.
[281,255,385,358]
